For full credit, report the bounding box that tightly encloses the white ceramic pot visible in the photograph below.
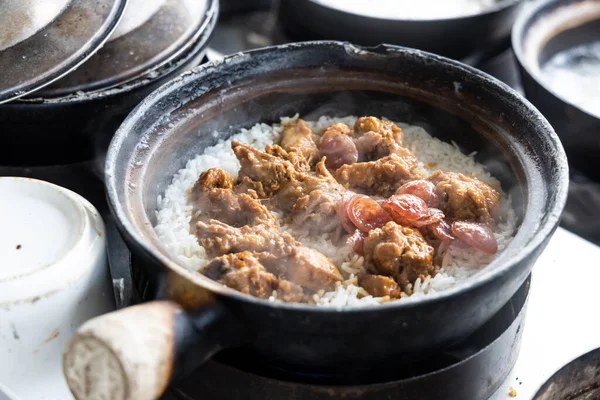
[0,177,116,400]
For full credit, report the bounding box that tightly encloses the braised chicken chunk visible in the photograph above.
[280,119,321,166]
[353,117,412,161]
[189,168,275,229]
[286,159,347,235]
[358,274,401,299]
[335,153,417,197]
[234,140,346,232]
[363,222,435,293]
[265,144,311,172]
[196,221,343,290]
[232,140,297,195]
[200,251,304,302]
[429,171,500,223]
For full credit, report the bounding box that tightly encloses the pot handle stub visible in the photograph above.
[62,300,237,400]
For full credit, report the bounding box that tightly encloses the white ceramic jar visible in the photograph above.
[0,177,115,400]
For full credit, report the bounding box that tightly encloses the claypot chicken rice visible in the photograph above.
[155,116,516,307]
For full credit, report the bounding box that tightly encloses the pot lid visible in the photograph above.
[0,0,73,51]
[33,0,213,97]
[0,0,126,104]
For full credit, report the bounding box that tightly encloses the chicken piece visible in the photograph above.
[200,252,304,302]
[363,222,435,293]
[290,189,340,235]
[233,140,326,208]
[237,192,277,226]
[265,144,311,172]
[234,139,344,210]
[232,140,297,195]
[192,167,234,191]
[234,176,267,198]
[429,171,500,223]
[325,122,354,137]
[285,246,343,291]
[286,158,347,233]
[335,153,417,197]
[190,168,247,227]
[358,274,401,299]
[280,119,320,165]
[276,279,307,302]
[354,116,387,135]
[189,168,276,228]
[271,166,341,213]
[353,117,411,161]
[233,141,347,231]
[196,221,295,258]
[196,221,343,290]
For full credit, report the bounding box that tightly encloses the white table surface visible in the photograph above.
[490,227,600,399]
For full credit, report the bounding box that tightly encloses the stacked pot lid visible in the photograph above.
[0,0,213,102]
[0,0,126,103]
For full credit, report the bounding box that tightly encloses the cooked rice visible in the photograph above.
[154,116,517,308]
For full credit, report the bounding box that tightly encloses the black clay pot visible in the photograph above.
[62,42,567,400]
[512,0,600,182]
[278,0,524,60]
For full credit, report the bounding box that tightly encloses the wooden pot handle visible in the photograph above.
[62,300,234,400]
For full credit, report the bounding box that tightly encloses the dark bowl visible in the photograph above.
[533,347,600,399]
[512,0,600,181]
[0,0,217,167]
[105,41,567,372]
[278,0,524,60]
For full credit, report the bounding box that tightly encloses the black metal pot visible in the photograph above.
[0,0,218,167]
[278,0,524,60]
[63,41,568,400]
[512,0,600,182]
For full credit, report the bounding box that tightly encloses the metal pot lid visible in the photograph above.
[0,0,126,104]
[0,0,73,51]
[34,0,214,97]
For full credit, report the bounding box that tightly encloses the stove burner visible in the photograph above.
[164,277,528,399]
[119,245,529,400]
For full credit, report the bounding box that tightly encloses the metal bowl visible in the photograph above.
[278,0,524,60]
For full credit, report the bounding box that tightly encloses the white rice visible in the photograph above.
[154,116,517,307]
